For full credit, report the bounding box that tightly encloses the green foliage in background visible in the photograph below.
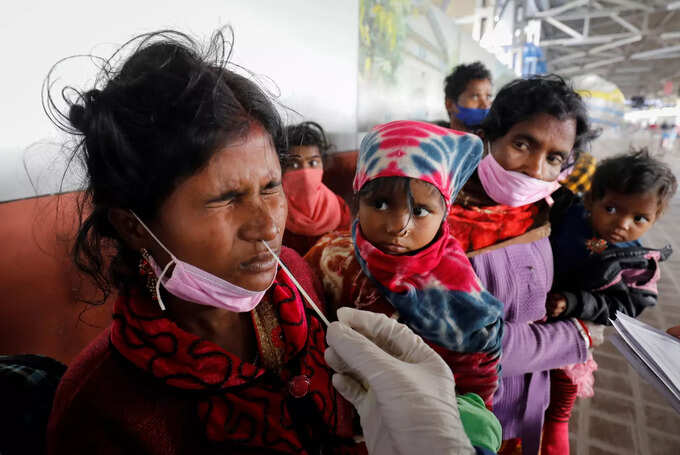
[359,0,412,83]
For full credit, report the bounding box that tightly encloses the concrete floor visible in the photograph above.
[569,196,680,455]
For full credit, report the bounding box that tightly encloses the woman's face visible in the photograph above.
[149,124,287,291]
[489,112,577,182]
[358,179,445,254]
[286,145,323,172]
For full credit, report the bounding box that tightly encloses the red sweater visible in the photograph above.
[47,248,364,455]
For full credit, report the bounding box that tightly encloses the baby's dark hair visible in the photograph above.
[285,121,331,155]
[444,61,492,103]
[480,74,599,168]
[43,29,284,299]
[357,177,445,232]
[590,149,678,213]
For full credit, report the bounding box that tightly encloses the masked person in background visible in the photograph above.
[444,62,493,133]
[447,75,600,455]
[282,122,352,256]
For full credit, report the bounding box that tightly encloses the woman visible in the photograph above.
[447,75,599,455]
[45,31,361,454]
[282,121,352,256]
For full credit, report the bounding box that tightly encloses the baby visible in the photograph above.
[548,149,676,322]
[542,149,677,455]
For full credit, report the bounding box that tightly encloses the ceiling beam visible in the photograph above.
[631,52,680,61]
[583,55,626,69]
[631,44,680,59]
[659,11,676,28]
[534,0,589,18]
[545,8,627,21]
[598,0,654,13]
[612,66,652,73]
[541,32,632,47]
[550,51,587,65]
[588,34,642,53]
[544,17,583,39]
[661,31,680,40]
[609,14,640,34]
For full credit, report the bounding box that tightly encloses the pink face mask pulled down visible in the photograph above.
[477,152,562,207]
[131,211,271,312]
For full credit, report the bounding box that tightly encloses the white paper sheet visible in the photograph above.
[610,311,680,413]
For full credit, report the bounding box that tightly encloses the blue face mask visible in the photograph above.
[455,104,489,128]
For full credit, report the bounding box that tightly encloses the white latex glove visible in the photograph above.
[325,307,475,455]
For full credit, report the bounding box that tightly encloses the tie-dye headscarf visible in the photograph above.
[352,120,503,359]
[353,120,481,209]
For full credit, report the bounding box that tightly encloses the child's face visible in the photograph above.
[358,179,445,254]
[588,190,660,243]
[286,145,323,172]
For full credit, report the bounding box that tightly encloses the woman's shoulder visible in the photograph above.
[49,326,196,453]
[51,328,115,405]
[49,328,130,441]
[50,327,155,417]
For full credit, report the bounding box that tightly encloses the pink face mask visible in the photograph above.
[130,211,272,312]
[477,150,562,207]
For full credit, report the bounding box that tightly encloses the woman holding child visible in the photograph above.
[447,75,600,455]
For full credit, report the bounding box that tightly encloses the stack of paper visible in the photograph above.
[610,311,680,414]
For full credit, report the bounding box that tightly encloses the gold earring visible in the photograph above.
[138,248,158,301]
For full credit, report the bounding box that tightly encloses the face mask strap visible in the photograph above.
[129,210,175,259]
[153,260,175,311]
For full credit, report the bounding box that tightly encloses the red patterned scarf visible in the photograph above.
[447,203,538,253]
[110,269,356,453]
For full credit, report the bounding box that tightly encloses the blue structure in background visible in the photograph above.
[522,43,547,77]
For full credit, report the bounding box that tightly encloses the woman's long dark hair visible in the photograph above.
[43,29,284,300]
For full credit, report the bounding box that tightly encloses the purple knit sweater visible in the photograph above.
[470,237,588,455]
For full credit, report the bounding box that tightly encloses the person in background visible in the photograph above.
[447,75,599,455]
[282,122,352,256]
[306,120,504,409]
[543,149,677,454]
[444,61,493,133]
[559,152,596,198]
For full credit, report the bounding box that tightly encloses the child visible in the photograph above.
[282,121,352,256]
[305,120,504,407]
[543,149,678,455]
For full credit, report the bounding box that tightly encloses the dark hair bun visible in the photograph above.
[68,104,88,134]
[68,89,102,135]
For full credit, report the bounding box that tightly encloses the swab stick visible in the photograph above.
[262,241,330,327]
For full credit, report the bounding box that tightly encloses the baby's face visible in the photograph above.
[358,179,445,254]
[588,190,660,244]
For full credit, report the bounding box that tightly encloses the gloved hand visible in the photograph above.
[325,307,475,455]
